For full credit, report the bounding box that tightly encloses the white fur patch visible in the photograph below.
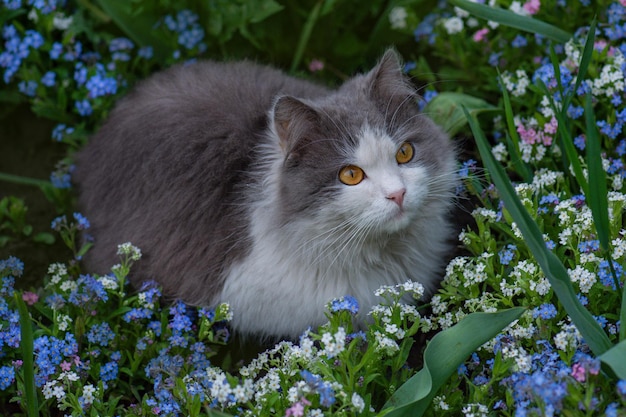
[220,125,455,338]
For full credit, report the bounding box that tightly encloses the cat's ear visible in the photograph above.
[366,49,417,109]
[272,95,319,155]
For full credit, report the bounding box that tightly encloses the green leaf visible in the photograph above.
[599,339,626,379]
[33,232,55,245]
[448,0,571,43]
[423,92,497,136]
[383,308,525,417]
[573,18,597,95]
[465,107,613,356]
[248,0,284,23]
[584,94,610,252]
[93,0,169,62]
[15,292,39,417]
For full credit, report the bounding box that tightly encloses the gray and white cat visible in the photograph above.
[75,49,457,338]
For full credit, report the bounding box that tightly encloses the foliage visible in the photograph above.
[2,0,626,416]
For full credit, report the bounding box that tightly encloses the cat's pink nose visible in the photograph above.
[386,188,406,208]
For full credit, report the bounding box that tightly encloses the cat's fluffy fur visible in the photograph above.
[75,50,457,338]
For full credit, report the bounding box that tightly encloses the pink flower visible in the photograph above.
[22,291,39,306]
[523,0,540,15]
[308,59,324,73]
[621,0,626,6]
[285,402,305,417]
[544,117,558,135]
[60,361,72,371]
[517,124,538,144]
[472,28,490,42]
[572,363,586,382]
[285,398,311,417]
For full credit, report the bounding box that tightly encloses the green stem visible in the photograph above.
[15,292,39,417]
[0,172,50,188]
[289,0,323,73]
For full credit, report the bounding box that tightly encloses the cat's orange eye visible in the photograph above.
[396,142,414,164]
[339,165,365,185]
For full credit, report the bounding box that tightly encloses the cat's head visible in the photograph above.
[268,49,457,235]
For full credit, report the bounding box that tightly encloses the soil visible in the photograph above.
[0,103,71,289]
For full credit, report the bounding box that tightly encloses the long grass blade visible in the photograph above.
[15,292,39,417]
[584,94,610,251]
[448,0,571,43]
[464,107,613,356]
[382,308,525,417]
[574,18,597,94]
[289,0,323,73]
[498,72,533,183]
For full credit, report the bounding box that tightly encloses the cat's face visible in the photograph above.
[270,50,456,236]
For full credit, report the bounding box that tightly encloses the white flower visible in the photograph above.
[509,1,528,15]
[462,402,489,417]
[389,7,408,29]
[568,265,597,294]
[442,16,464,34]
[374,331,400,355]
[82,384,96,405]
[117,242,142,260]
[532,168,563,190]
[98,275,118,290]
[492,143,508,162]
[60,280,77,292]
[352,392,365,413]
[434,395,450,411]
[472,207,498,222]
[58,371,79,381]
[53,13,73,30]
[57,314,72,331]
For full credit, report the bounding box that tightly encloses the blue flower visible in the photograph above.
[567,104,583,119]
[532,303,557,320]
[414,13,437,44]
[573,134,586,150]
[599,260,623,289]
[617,139,626,156]
[86,322,115,347]
[458,159,477,178]
[0,366,15,390]
[577,240,599,253]
[511,34,528,48]
[498,244,516,265]
[73,212,90,230]
[85,73,117,98]
[488,52,502,67]
[606,402,620,417]
[138,46,153,59]
[329,295,359,314]
[109,37,134,52]
[300,370,335,407]
[49,42,63,59]
[40,70,56,87]
[0,256,24,277]
[123,307,153,322]
[29,0,60,14]
[51,124,74,142]
[100,361,118,382]
[74,62,88,85]
[2,0,22,10]
[597,119,623,139]
[75,99,93,116]
[17,80,37,96]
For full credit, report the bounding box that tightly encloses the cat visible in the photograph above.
[74,49,458,339]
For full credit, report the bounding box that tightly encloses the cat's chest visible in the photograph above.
[218,232,412,337]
